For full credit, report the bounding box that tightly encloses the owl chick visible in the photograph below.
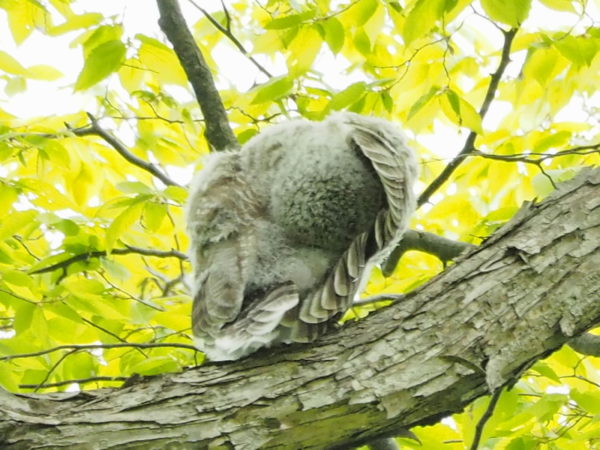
[186,112,418,361]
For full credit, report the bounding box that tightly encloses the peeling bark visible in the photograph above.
[1,168,599,449]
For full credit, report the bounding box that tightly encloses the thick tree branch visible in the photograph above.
[1,167,599,449]
[418,28,518,207]
[156,0,239,151]
[71,113,180,187]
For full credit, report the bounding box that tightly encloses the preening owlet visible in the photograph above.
[186,112,418,361]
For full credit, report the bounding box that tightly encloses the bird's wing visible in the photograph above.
[296,115,417,328]
[187,152,300,361]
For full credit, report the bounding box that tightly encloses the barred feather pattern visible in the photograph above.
[186,112,417,361]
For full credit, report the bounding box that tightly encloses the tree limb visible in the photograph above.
[418,28,518,207]
[71,113,180,187]
[382,229,476,276]
[29,246,187,275]
[156,0,239,151]
[1,167,599,449]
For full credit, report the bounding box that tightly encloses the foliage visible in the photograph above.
[0,0,599,448]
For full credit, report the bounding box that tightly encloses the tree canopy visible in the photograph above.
[0,0,599,448]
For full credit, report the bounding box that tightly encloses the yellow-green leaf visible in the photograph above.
[322,17,344,54]
[481,0,531,27]
[252,76,293,104]
[75,40,126,91]
[0,50,27,75]
[26,64,63,81]
[403,0,446,45]
[328,82,367,111]
[106,200,145,252]
[143,202,167,232]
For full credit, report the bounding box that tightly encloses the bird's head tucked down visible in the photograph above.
[186,112,418,361]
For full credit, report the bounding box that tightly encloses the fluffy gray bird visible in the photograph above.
[186,112,418,361]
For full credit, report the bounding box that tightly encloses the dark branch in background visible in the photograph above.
[569,332,600,357]
[19,376,129,390]
[0,342,198,362]
[469,388,504,450]
[71,113,180,187]
[418,28,518,207]
[381,28,518,277]
[468,144,600,164]
[30,245,187,275]
[157,0,239,151]
[188,0,273,78]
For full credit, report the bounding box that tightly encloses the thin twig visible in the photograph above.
[30,246,187,275]
[20,376,129,390]
[1,342,198,362]
[469,388,503,450]
[189,0,273,78]
[418,28,518,207]
[71,113,180,187]
[354,294,405,306]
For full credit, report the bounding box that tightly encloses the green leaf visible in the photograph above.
[351,0,379,26]
[440,90,483,133]
[129,356,179,376]
[105,200,145,252]
[25,64,63,81]
[5,76,26,95]
[530,361,560,383]
[163,185,188,204]
[252,76,293,104]
[116,181,154,195]
[328,82,367,111]
[0,210,37,241]
[408,86,440,120]
[523,47,560,86]
[554,35,597,68]
[47,12,103,36]
[538,0,576,12]
[2,269,34,288]
[137,35,188,85]
[353,29,371,55]
[403,0,446,45]
[0,50,27,75]
[143,202,167,232]
[75,40,126,91]
[480,0,531,27]
[571,389,600,414]
[322,17,344,54]
[265,10,315,29]
[81,25,123,58]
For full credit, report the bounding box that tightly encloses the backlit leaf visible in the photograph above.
[75,40,126,90]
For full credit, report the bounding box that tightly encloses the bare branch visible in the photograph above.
[469,388,504,450]
[157,0,239,151]
[20,376,129,390]
[0,342,198,362]
[418,28,518,207]
[30,246,187,275]
[569,333,600,357]
[189,0,273,78]
[382,229,476,276]
[71,113,180,187]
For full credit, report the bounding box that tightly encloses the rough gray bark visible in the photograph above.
[1,168,599,449]
[156,0,239,152]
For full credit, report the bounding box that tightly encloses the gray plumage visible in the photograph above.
[186,112,418,361]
